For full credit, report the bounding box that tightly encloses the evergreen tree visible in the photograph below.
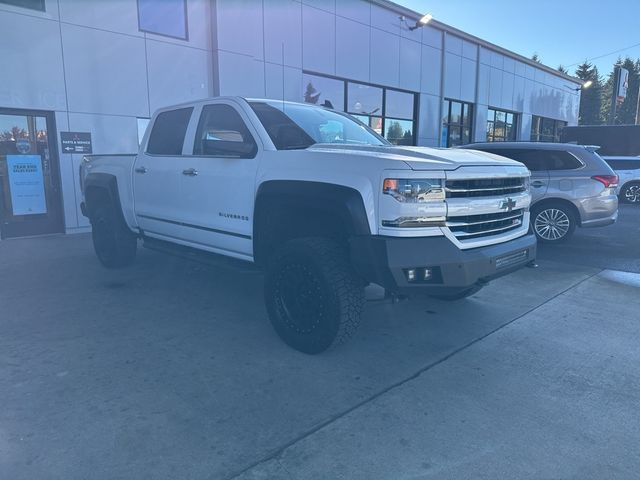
[557,65,568,74]
[575,61,603,125]
[531,53,541,63]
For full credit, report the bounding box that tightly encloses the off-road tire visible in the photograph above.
[531,202,577,243]
[264,237,365,354]
[90,203,137,268]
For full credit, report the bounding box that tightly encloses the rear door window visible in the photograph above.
[146,107,193,155]
[482,149,547,171]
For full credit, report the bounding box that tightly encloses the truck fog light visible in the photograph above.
[423,268,432,280]
[405,269,417,282]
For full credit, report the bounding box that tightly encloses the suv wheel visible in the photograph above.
[90,203,137,268]
[621,182,640,204]
[531,203,576,243]
[265,237,364,354]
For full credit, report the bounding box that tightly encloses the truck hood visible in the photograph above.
[307,144,522,171]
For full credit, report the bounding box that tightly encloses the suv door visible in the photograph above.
[176,101,260,258]
[134,106,194,239]
[482,148,550,203]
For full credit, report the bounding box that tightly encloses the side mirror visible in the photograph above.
[202,139,255,157]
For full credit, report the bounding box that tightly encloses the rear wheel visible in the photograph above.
[264,237,364,354]
[531,203,576,243]
[621,182,640,204]
[90,203,137,268]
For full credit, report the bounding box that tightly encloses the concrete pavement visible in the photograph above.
[0,232,639,479]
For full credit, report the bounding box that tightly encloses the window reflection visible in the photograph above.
[347,83,382,116]
[386,119,413,146]
[487,108,518,142]
[302,74,345,111]
[385,90,414,120]
[531,115,566,142]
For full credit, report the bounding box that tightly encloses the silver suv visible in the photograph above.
[461,142,619,243]
[603,156,640,204]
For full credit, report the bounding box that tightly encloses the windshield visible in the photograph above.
[249,101,389,150]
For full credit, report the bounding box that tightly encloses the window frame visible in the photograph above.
[486,107,519,142]
[301,70,418,146]
[136,0,189,41]
[442,99,473,147]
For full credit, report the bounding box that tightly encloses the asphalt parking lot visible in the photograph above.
[1,205,639,479]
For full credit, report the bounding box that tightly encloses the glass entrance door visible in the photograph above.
[0,109,64,239]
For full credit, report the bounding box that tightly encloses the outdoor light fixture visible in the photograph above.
[400,13,434,31]
[567,80,593,92]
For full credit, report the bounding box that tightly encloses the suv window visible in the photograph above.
[481,149,582,171]
[605,159,640,170]
[193,104,257,157]
[146,107,193,155]
[482,149,547,171]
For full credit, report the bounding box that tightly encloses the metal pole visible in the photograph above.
[610,66,619,125]
[635,84,640,125]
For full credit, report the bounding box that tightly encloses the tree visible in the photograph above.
[303,82,320,104]
[531,53,541,63]
[0,127,27,141]
[601,57,640,124]
[575,61,603,125]
[386,121,404,141]
[557,65,569,74]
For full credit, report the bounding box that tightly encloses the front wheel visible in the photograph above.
[531,203,576,243]
[621,182,640,204]
[264,238,365,354]
[90,203,137,268]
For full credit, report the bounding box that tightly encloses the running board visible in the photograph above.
[142,236,259,273]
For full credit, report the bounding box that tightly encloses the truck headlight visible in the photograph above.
[382,178,446,228]
[383,178,445,203]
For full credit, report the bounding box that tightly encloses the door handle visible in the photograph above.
[182,168,198,176]
[531,181,546,187]
[135,166,147,174]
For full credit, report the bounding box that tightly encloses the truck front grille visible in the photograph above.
[446,177,526,198]
[447,209,525,240]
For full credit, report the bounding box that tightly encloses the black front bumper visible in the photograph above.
[350,233,537,295]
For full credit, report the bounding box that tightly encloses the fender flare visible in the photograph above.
[253,180,371,262]
[83,173,128,229]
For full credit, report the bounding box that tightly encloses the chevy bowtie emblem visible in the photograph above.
[500,198,517,212]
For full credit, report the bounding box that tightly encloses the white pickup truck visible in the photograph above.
[80,97,536,354]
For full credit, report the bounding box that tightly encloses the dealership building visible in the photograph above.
[0,0,582,239]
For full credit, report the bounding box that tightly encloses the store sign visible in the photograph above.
[60,131,92,153]
[616,67,629,102]
[6,155,47,216]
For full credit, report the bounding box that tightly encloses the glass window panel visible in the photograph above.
[486,121,495,139]
[146,107,193,155]
[0,0,44,10]
[462,127,471,145]
[385,90,414,120]
[385,119,413,145]
[448,126,462,147]
[302,74,345,111]
[449,101,462,125]
[495,110,506,123]
[138,0,187,40]
[462,104,472,126]
[347,83,382,116]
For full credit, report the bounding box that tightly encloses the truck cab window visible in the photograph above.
[193,104,257,157]
[146,107,193,155]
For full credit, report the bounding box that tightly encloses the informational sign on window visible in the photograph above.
[60,132,92,153]
[6,155,47,216]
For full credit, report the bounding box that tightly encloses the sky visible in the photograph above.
[397,0,640,77]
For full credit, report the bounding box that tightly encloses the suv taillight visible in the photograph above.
[591,175,619,188]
